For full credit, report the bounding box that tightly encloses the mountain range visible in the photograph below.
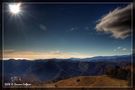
[2,55,132,84]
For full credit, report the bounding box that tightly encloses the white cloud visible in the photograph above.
[39,24,47,31]
[117,46,122,49]
[96,4,133,39]
[113,47,128,52]
[122,48,127,51]
[70,27,78,31]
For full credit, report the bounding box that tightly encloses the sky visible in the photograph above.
[3,3,133,59]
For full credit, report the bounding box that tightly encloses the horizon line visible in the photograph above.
[2,54,131,61]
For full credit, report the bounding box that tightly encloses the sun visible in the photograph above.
[8,3,22,15]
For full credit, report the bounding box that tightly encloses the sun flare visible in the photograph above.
[8,3,21,15]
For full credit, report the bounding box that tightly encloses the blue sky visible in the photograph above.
[3,3,132,59]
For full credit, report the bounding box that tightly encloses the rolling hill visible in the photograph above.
[53,75,129,88]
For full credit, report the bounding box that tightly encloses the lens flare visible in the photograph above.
[8,3,21,15]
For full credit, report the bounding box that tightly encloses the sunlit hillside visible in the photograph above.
[53,75,129,88]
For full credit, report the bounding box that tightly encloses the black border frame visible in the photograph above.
[0,0,134,90]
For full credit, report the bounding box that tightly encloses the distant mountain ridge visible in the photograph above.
[81,55,132,62]
[3,54,132,61]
